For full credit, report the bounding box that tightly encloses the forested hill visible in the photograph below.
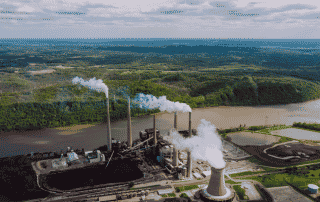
[1,64,320,133]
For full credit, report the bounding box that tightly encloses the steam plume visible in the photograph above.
[132,93,191,113]
[164,119,225,169]
[72,76,108,98]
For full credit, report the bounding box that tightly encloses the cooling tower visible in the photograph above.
[201,166,234,202]
[127,97,132,148]
[173,147,178,166]
[106,97,112,151]
[186,150,192,178]
[174,111,177,130]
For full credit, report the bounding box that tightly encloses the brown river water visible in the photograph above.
[1,99,320,158]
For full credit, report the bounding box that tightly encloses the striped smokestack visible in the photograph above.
[127,97,132,148]
[107,97,112,151]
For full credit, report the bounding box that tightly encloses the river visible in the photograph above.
[1,99,320,158]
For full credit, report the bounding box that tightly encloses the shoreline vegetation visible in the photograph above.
[2,57,320,133]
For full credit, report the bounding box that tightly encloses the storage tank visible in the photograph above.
[308,184,319,194]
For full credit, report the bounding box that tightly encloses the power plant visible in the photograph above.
[30,97,225,201]
[200,165,234,202]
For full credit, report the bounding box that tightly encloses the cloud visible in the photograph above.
[56,11,85,15]
[0,0,320,38]
[160,10,183,14]
[16,5,36,12]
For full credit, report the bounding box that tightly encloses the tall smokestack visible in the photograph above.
[127,97,132,148]
[188,112,191,137]
[186,150,192,178]
[173,147,178,166]
[153,114,157,155]
[174,111,177,130]
[107,97,112,151]
[201,165,233,201]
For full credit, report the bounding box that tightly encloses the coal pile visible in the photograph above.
[241,143,320,167]
[0,155,50,201]
[44,158,143,191]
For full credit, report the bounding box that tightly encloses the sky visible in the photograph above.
[0,0,320,39]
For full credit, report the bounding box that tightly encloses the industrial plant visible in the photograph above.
[26,94,242,201]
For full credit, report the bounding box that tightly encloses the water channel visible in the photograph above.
[1,99,320,158]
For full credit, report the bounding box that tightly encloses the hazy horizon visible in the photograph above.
[0,0,320,39]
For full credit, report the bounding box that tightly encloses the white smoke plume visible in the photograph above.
[164,119,225,169]
[72,76,109,98]
[132,93,192,113]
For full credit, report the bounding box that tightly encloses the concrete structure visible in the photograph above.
[308,184,319,194]
[187,150,192,178]
[202,171,211,178]
[106,97,112,151]
[189,112,192,137]
[193,172,202,179]
[99,195,117,201]
[158,189,174,195]
[127,97,132,148]
[174,111,177,130]
[169,145,173,160]
[201,166,234,201]
[153,114,157,155]
[85,150,105,163]
[182,167,187,178]
[173,147,178,166]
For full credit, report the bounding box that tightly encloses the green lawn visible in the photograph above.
[229,170,269,178]
[225,179,241,184]
[175,185,199,193]
[241,171,320,189]
[233,185,249,200]
[168,193,176,197]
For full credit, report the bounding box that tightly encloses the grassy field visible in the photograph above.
[233,185,249,200]
[175,185,199,193]
[241,171,320,190]
[225,179,241,184]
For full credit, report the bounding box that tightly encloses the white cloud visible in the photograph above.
[0,0,320,38]
[16,5,36,12]
[232,0,320,10]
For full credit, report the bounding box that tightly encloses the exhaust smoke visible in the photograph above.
[164,119,225,169]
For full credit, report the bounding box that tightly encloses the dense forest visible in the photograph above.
[1,48,320,132]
